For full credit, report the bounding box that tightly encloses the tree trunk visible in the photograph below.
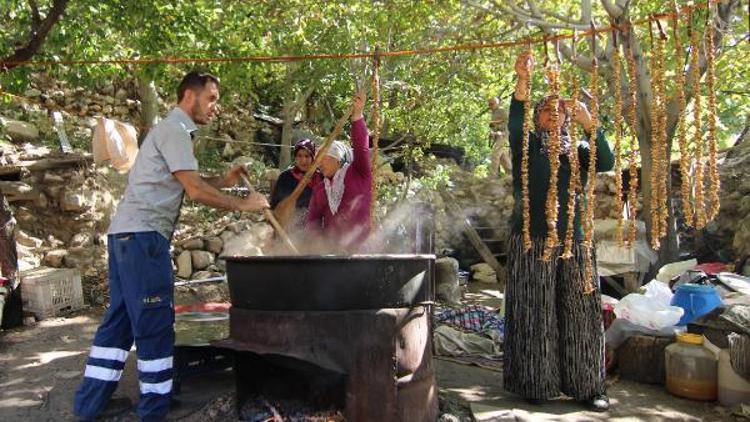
[279,83,314,169]
[279,94,295,169]
[137,73,160,146]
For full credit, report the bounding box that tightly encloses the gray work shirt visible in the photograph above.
[108,107,199,241]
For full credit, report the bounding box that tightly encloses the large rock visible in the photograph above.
[470,263,498,284]
[176,251,192,279]
[16,230,43,248]
[34,193,49,209]
[70,232,94,247]
[60,189,96,212]
[0,117,39,142]
[44,249,69,268]
[17,244,41,272]
[221,231,257,257]
[181,238,204,250]
[205,236,224,254]
[222,230,265,257]
[248,224,273,246]
[220,230,235,243]
[115,88,128,100]
[24,88,42,97]
[191,250,215,270]
[435,257,461,305]
[63,255,81,268]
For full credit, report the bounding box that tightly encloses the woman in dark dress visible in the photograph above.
[270,139,323,228]
[503,51,614,412]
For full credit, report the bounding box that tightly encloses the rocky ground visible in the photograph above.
[0,284,744,422]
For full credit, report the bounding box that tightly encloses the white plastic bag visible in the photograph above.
[92,117,138,173]
[613,293,684,330]
[642,279,674,305]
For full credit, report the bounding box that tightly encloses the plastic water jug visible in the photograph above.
[670,284,721,326]
[665,333,718,401]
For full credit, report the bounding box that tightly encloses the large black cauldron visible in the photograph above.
[224,254,434,311]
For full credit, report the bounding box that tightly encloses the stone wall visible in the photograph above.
[419,158,626,262]
[0,72,273,165]
[0,147,123,286]
[172,216,273,281]
[703,141,750,268]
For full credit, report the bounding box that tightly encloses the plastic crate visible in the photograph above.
[21,267,84,319]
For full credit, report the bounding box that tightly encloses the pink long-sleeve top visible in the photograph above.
[306,118,372,250]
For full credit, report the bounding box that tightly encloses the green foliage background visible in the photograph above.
[1,0,748,164]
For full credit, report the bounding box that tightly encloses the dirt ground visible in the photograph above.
[0,284,745,421]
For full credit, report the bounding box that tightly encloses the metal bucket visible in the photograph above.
[174,311,229,346]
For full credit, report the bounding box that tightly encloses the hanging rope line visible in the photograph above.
[0,0,720,70]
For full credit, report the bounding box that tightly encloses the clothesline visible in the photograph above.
[0,1,718,70]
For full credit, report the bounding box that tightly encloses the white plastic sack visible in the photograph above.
[642,279,674,305]
[605,319,681,349]
[614,293,684,330]
[92,117,138,173]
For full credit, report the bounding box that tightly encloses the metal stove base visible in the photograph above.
[215,306,438,422]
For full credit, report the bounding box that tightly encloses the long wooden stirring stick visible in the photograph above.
[240,174,300,254]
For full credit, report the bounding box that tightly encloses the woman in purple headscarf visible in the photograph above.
[270,138,323,226]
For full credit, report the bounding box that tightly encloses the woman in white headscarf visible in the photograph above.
[306,92,372,250]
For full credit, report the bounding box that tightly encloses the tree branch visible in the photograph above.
[1,0,69,72]
[529,0,589,25]
[496,0,590,30]
[618,24,653,140]
[462,0,505,18]
[600,0,625,19]
[582,0,592,23]
[538,9,584,25]
[29,0,41,26]
[291,85,315,114]
[498,0,595,69]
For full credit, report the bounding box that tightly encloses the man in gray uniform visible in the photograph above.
[74,71,268,422]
